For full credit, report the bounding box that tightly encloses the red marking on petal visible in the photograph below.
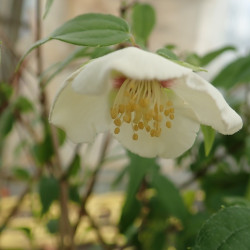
[113,76,127,89]
[160,79,175,88]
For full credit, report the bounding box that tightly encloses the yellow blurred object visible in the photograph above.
[0,192,124,249]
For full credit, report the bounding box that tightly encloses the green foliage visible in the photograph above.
[156,48,179,60]
[201,125,215,156]
[156,48,207,72]
[14,96,34,113]
[119,152,188,249]
[0,105,15,139]
[39,176,59,214]
[194,206,250,250]
[119,151,154,233]
[18,13,131,68]
[199,45,236,66]
[15,227,33,241]
[212,54,250,89]
[46,219,59,234]
[202,171,249,211]
[0,82,13,102]
[67,154,81,177]
[132,3,156,45]
[12,167,31,181]
[2,4,250,250]
[43,0,55,19]
[69,185,81,204]
[33,133,53,164]
[150,169,188,222]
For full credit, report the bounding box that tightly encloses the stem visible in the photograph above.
[35,1,73,249]
[0,168,43,235]
[120,0,138,19]
[84,208,112,250]
[72,134,111,245]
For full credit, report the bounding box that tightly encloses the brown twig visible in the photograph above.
[84,208,112,250]
[35,1,73,249]
[179,138,243,190]
[0,168,43,235]
[72,134,111,245]
[120,0,138,19]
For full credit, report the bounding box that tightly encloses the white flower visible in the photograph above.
[49,47,243,158]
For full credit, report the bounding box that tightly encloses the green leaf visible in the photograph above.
[245,136,250,165]
[139,218,166,250]
[46,218,59,234]
[201,125,215,156]
[32,125,60,164]
[69,185,81,204]
[0,106,15,139]
[57,127,66,146]
[43,0,54,19]
[150,170,188,222]
[156,49,207,72]
[119,151,158,233]
[156,48,179,60]
[224,197,250,208]
[200,46,236,66]
[112,166,127,188]
[32,136,53,164]
[14,96,33,113]
[18,14,130,68]
[202,171,249,211]
[194,206,250,250]
[41,47,89,84]
[0,82,13,101]
[173,60,207,72]
[67,154,81,177]
[90,47,113,59]
[185,53,201,66]
[132,3,156,44]
[15,227,33,240]
[17,38,49,70]
[176,212,210,250]
[51,13,130,46]
[212,55,250,89]
[39,176,59,214]
[12,167,31,181]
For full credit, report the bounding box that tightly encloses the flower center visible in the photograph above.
[110,79,175,140]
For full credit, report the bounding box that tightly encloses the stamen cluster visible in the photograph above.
[110,79,175,140]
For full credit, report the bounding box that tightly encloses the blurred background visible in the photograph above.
[0,0,250,249]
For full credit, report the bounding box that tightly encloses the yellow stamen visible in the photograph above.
[166,121,172,128]
[133,124,139,131]
[114,127,120,134]
[138,122,144,129]
[110,79,175,140]
[164,109,170,116]
[133,133,138,140]
[114,118,121,126]
[169,114,175,120]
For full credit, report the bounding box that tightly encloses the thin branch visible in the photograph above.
[0,168,43,235]
[72,134,111,238]
[35,1,73,249]
[84,208,112,250]
[120,0,138,19]
[61,144,82,181]
[179,141,244,189]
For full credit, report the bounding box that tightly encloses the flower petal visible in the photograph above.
[113,94,200,158]
[72,47,191,95]
[172,73,243,135]
[49,70,110,143]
